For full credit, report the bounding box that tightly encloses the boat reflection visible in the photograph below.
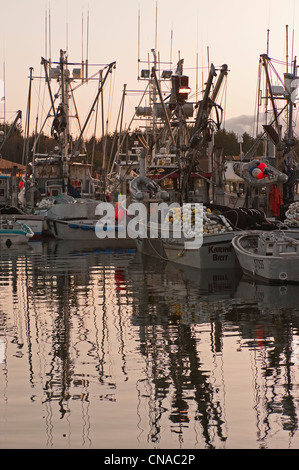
[235,276,299,310]
[0,241,299,448]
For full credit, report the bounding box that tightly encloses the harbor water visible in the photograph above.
[1,239,299,450]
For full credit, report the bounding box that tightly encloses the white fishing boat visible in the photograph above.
[10,214,44,240]
[125,32,299,270]
[0,204,44,240]
[216,35,299,217]
[0,166,44,239]
[20,49,116,236]
[120,50,236,267]
[0,217,34,248]
[135,229,240,269]
[47,217,135,249]
[232,231,299,283]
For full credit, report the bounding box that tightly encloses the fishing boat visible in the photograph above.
[122,30,299,269]
[216,30,299,217]
[20,49,117,237]
[47,217,135,249]
[0,117,45,239]
[0,217,34,248]
[0,175,44,239]
[232,230,299,283]
[120,51,282,268]
[108,47,223,205]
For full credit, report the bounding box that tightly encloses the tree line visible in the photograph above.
[0,121,297,172]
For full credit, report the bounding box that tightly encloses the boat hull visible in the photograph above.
[13,214,44,240]
[235,253,299,283]
[134,231,240,269]
[0,233,31,248]
[47,218,136,249]
[0,220,34,248]
[134,228,299,270]
[232,231,299,283]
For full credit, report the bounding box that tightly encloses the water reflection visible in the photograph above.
[0,240,299,449]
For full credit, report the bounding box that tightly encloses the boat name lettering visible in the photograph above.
[208,245,232,254]
[212,254,229,262]
[254,259,264,270]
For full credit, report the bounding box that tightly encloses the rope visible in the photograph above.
[120,202,199,261]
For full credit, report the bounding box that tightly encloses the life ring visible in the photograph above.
[279,272,288,281]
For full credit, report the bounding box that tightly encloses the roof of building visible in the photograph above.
[0,158,25,171]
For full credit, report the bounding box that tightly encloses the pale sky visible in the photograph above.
[0,0,298,139]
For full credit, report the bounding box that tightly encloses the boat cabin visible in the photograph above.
[0,175,10,204]
[258,232,299,256]
[31,154,98,198]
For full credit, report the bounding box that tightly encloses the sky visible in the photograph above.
[0,0,299,140]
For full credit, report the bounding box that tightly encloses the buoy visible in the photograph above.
[258,162,267,170]
[115,201,125,221]
[250,161,269,180]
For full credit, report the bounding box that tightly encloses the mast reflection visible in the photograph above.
[0,242,299,448]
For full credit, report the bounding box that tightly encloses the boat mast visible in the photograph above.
[72,61,116,157]
[23,67,33,174]
[59,49,70,195]
[151,48,158,160]
[180,63,227,203]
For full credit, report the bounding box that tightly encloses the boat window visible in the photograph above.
[162,178,174,190]
[45,182,63,197]
[35,165,60,178]
[51,188,60,197]
[232,182,237,193]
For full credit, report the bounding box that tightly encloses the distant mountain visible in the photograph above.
[224,115,256,136]
[224,114,299,140]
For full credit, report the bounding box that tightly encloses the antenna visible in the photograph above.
[286,24,289,73]
[196,50,198,102]
[45,9,47,60]
[138,8,140,79]
[81,10,85,82]
[292,0,296,65]
[202,41,204,92]
[207,45,210,70]
[66,2,69,52]
[86,8,89,81]
[49,6,51,65]
[196,20,198,102]
[2,61,6,135]
[155,1,158,53]
[170,27,173,67]
[291,28,295,67]
[265,29,270,128]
